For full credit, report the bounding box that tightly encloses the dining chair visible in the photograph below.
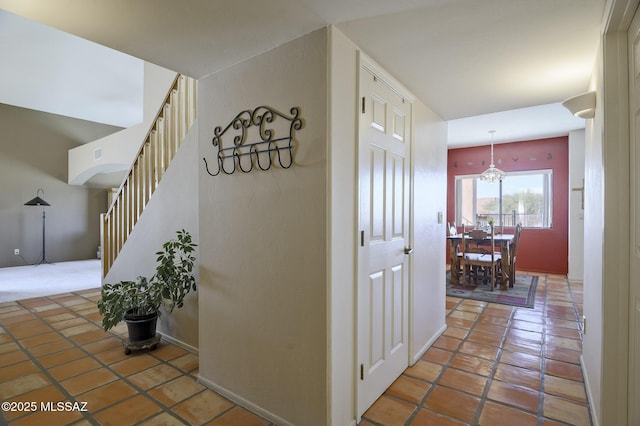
[460,224,501,291]
[452,223,465,280]
[494,223,522,288]
[507,223,522,287]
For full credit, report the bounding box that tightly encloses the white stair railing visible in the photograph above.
[101,75,197,277]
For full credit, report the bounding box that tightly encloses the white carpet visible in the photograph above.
[0,260,101,303]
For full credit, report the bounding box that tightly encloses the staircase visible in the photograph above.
[101,74,197,277]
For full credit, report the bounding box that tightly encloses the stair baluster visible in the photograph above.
[101,75,197,277]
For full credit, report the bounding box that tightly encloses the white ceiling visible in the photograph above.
[448,103,587,148]
[0,9,143,128]
[0,0,606,146]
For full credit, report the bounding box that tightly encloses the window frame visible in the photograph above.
[454,169,553,229]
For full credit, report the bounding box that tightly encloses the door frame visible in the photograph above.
[623,2,640,424]
[355,52,416,419]
[596,1,639,425]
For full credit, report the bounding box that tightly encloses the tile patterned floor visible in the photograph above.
[360,273,591,426]
[0,273,590,425]
[0,289,271,425]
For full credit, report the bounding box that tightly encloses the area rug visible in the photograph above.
[446,272,538,308]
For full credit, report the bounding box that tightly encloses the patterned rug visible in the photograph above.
[446,272,538,308]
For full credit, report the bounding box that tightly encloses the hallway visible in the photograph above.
[0,273,589,425]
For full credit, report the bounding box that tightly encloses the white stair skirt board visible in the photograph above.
[0,260,101,303]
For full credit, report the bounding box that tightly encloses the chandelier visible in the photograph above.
[479,130,505,183]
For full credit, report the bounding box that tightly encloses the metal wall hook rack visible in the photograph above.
[203,105,303,176]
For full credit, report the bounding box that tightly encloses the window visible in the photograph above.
[455,170,552,228]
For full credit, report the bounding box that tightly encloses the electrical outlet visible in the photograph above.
[14,249,19,256]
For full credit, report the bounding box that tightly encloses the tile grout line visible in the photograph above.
[61,291,206,426]
[5,291,198,425]
[383,296,467,425]
[542,276,592,425]
[6,280,588,426]
[400,296,467,424]
[32,292,138,425]
[44,290,262,425]
[2,295,98,425]
[400,274,585,425]
[404,297,500,425]
[538,274,548,426]
[470,301,515,425]
[566,276,594,426]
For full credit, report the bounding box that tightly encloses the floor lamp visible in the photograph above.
[24,188,52,265]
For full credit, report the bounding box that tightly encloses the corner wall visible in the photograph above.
[412,100,448,361]
[582,85,603,424]
[328,27,358,426]
[582,1,637,421]
[197,29,328,425]
[328,27,448,423]
[568,129,585,281]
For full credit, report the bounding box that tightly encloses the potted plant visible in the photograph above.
[97,230,197,350]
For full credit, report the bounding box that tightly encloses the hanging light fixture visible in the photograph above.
[480,130,505,183]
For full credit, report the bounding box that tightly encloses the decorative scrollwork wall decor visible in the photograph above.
[203,105,303,176]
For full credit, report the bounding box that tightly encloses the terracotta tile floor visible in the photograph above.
[361,273,592,426]
[0,273,590,425]
[0,289,272,425]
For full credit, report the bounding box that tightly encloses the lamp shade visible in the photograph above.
[25,188,50,206]
[24,196,50,206]
[562,91,596,119]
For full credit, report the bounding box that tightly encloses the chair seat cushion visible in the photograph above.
[464,253,501,262]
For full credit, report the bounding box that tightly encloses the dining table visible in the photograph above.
[447,232,516,291]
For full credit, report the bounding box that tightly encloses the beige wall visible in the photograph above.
[411,100,448,361]
[0,104,106,267]
[327,27,447,424]
[328,27,358,425]
[568,129,585,281]
[68,63,177,186]
[196,25,447,425]
[582,1,637,422]
[197,29,328,425]
[581,56,603,422]
[104,121,199,349]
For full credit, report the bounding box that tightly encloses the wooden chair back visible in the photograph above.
[461,224,498,290]
[511,223,522,262]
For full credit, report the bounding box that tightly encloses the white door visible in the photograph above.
[357,65,411,415]
[628,8,640,424]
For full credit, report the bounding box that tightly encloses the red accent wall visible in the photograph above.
[447,137,568,275]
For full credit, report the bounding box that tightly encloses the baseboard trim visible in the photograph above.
[197,375,293,426]
[157,331,199,355]
[580,354,599,426]
[412,323,447,365]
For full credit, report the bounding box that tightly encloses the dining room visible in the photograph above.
[446,135,577,278]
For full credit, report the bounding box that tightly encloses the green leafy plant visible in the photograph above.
[97,230,197,332]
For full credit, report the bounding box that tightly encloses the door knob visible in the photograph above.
[404,247,414,255]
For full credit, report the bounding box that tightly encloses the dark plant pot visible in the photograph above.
[123,310,158,342]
